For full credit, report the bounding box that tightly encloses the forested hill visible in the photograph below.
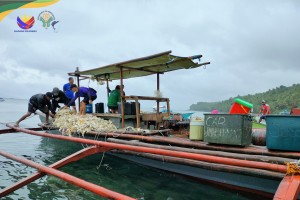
[189,84,300,114]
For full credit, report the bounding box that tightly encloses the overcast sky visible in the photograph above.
[1,0,300,110]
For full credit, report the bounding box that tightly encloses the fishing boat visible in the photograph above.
[2,51,299,199]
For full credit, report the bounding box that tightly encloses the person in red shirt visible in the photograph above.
[258,100,271,123]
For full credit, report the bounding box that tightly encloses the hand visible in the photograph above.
[89,100,92,104]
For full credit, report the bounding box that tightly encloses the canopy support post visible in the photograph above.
[156,73,160,129]
[106,79,109,100]
[76,67,80,111]
[135,96,140,128]
[120,66,125,128]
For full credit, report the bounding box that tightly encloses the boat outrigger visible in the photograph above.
[1,51,300,200]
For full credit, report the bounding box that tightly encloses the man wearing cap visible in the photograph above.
[15,92,54,126]
[258,100,271,123]
[51,87,69,115]
[67,84,97,115]
[63,77,76,111]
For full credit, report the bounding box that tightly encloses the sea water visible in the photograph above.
[0,99,259,200]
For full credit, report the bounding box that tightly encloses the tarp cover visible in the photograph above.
[73,51,207,80]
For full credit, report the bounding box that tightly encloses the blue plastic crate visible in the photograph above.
[266,115,300,151]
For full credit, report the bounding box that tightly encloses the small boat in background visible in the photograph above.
[0,98,5,102]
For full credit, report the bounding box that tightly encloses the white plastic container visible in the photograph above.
[189,118,204,140]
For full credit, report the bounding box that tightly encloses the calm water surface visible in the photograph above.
[0,99,256,200]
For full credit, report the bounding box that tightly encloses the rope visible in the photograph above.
[96,132,108,170]
[286,160,300,175]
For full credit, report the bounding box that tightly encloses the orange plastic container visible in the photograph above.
[229,102,251,114]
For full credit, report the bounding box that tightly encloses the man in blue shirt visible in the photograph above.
[67,84,97,115]
[63,77,76,111]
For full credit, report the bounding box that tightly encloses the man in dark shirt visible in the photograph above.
[51,87,69,114]
[67,84,97,115]
[15,92,53,126]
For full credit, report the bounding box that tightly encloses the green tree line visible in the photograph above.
[189,84,300,114]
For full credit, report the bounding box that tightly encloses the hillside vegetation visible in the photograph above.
[189,84,300,114]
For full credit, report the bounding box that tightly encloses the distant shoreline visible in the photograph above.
[1,98,27,100]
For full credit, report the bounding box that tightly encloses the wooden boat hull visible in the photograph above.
[111,151,279,197]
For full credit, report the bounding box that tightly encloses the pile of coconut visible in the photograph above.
[53,108,117,135]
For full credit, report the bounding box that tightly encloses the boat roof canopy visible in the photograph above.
[70,50,210,81]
